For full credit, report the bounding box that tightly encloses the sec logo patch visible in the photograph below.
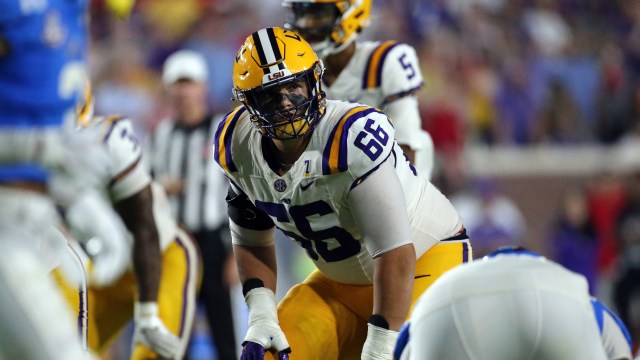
[274,179,287,192]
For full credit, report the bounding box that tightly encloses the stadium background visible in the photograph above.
[87,0,640,358]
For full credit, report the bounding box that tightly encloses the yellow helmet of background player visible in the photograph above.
[283,0,371,58]
[233,27,326,140]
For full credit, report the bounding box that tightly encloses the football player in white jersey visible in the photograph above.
[56,94,200,360]
[394,246,632,360]
[282,0,434,179]
[214,27,470,360]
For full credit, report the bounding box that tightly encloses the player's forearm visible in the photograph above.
[233,244,278,293]
[115,186,162,302]
[372,243,416,330]
[131,227,162,301]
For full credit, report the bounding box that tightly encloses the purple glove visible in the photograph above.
[241,342,291,360]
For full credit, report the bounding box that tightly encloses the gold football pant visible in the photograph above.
[56,227,200,359]
[266,239,471,360]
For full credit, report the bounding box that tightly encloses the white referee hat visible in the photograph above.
[162,50,208,85]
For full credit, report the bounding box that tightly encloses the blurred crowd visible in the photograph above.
[89,0,640,149]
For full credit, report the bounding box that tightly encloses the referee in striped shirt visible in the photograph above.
[149,50,237,360]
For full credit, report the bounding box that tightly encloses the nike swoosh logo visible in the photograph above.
[414,274,431,279]
[300,180,314,191]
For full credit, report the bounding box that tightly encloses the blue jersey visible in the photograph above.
[0,0,88,183]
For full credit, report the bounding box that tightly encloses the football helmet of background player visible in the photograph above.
[283,0,371,58]
[232,27,326,140]
[105,0,136,19]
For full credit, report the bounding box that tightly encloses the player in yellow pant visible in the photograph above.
[56,226,199,359]
[266,240,471,360]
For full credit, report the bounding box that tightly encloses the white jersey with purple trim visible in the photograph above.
[87,116,177,251]
[214,100,460,285]
[323,40,433,177]
[325,41,423,109]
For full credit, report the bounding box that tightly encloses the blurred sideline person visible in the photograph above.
[55,90,201,359]
[148,49,237,359]
[394,246,632,360]
[216,27,470,360]
[283,0,434,179]
[0,1,133,358]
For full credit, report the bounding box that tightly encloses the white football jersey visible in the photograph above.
[89,116,177,251]
[403,255,610,360]
[325,41,422,106]
[323,40,433,177]
[214,100,460,284]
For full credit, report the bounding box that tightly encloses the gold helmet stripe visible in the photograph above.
[252,28,285,76]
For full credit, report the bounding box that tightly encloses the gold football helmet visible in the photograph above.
[233,27,326,140]
[283,0,371,58]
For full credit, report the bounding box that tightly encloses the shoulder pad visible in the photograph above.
[214,106,247,173]
[321,105,394,177]
[362,41,399,90]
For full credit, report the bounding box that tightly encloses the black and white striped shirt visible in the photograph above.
[148,114,228,232]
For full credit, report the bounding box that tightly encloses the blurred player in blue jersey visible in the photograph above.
[394,246,632,360]
[0,1,132,358]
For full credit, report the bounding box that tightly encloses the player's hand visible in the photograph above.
[242,287,291,358]
[133,302,182,359]
[361,322,399,360]
[241,323,291,359]
[62,189,131,286]
[241,341,290,360]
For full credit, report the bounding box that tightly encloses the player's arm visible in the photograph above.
[383,96,422,163]
[104,118,161,301]
[350,158,415,329]
[106,118,181,357]
[227,183,277,291]
[380,43,428,165]
[226,183,291,356]
[349,158,416,360]
[113,185,161,301]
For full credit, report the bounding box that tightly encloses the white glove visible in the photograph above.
[133,302,182,359]
[244,287,290,352]
[63,189,131,287]
[361,323,399,360]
